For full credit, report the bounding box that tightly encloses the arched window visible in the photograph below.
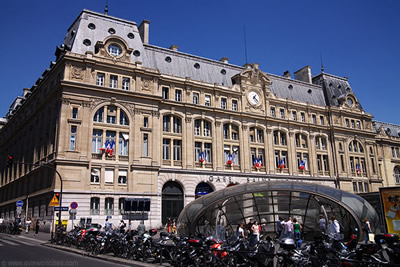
[90,197,100,215]
[195,182,214,199]
[273,130,286,146]
[120,110,129,125]
[295,133,307,148]
[94,107,104,122]
[105,197,114,215]
[349,140,364,153]
[194,119,212,137]
[315,136,327,150]
[93,106,129,126]
[163,115,182,133]
[349,140,366,176]
[223,123,239,140]
[250,127,264,143]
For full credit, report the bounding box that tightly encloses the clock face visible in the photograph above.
[248,91,260,105]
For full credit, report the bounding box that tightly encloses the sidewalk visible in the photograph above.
[20,230,52,243]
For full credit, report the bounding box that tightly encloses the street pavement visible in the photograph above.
[0,232,152,267]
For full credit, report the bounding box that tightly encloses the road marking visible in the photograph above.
[0,239,19,246]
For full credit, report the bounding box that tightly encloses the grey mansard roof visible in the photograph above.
[56,10,354,109]
[373,121,400,137]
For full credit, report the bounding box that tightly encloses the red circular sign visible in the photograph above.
[70,202,78,209]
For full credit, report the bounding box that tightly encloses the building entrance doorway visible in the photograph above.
[162,181,184,225]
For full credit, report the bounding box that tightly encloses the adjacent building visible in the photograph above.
[0,9,398,230]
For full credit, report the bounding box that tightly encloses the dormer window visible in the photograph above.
[347,97,354,107]
[108,44,122,57]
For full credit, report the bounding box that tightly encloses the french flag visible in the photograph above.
[199,152,206,164]
[299,160,305,170]
[99,139,108,152]
[279,159,285,169]
[227,154,234,166]
[356,164,361,174]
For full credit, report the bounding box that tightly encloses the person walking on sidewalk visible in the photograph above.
[34,219,40,236]
[25,218,32,234]
[363,217,372,244]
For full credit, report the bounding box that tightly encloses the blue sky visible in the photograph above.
[1,0,399,124]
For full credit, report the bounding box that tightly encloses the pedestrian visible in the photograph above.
[260,218,267,238]
[166,218,172,233]
[137,220,146,236]
[246,218,253,236]
[331,216,340,234]
[119,220,126,233]
[276,217,283,239]
[104,218,111,231]
[128,220,133,232]
[237,223,245,240]
[293,218,302,247]
[172,219,177,234]
[25,218,32,234]
[285,217,293,239]
[363,217,372,244]
[318,215,326,234]
[34,219,40,236]
[252,220,260,242]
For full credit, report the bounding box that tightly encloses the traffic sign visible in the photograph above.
[54,207,69,211]
[70,202,78,209]
[49,194,60,207]
[69,209,77,214]
[16,200,23,207]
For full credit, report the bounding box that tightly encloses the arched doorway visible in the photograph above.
[195,182,214,199]
[162,181,184,225]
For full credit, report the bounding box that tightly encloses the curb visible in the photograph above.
[42,242,158,267]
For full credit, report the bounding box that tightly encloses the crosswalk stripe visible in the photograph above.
[0,239,19,246]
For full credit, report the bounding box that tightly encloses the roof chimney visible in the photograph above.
[219,57,229,63]
[294,66,312,84]
[138,20,150,44]
[283,70,291,79]
[169,45,178,51]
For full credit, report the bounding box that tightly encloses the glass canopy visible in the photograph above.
[177,181,380,241]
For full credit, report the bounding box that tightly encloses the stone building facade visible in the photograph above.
[0,10,398,230]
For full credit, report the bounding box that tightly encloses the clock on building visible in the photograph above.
[248,91,260,105]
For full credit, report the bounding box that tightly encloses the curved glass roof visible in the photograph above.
[177,181,380,240]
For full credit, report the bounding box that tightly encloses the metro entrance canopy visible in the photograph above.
[177,181,380,240]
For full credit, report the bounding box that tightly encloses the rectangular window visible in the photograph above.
[205,95,211,106]
[173,140,181,161]
[270,107,276,117]
[312,114,316,124]
[224,145,230,164]
[340,154,345,172]
[346,119,350,127]
[300,112,305,122]
[233,146,240,165]
[223,125,229,139]
[280,109,285,119]
[323,155,329,171]
[257,129,264,143]
[371,157,376,174]
[364,183,369,193]
[292,111,297,121]
[70,126,77,150]
[175,89,182,101]
[122,77,130,90]
[195,142,201,162]
[162,87,169,99]
[118,170,127,184]
[351,120,355,128]
[106,106,116,124]
[203,121,211,137]
[204,143,212,162]
[221,98,227,109]
[173,117,181,133]
[193,93,199,104]
[356,121,361,129]
[105,169,114,184]
[144,117,149,128]
[320,116,324,125]
[274,151,279,168]
[96,73,105,86]
[317,155,322,171]
[232,100,238,111]
[350,156,355,172]
[119,133,129,156]
[72,108,78,119]
[92,130,103,153]
[110,75,118,88]
[358,182,363,192]
[353,182,357,193]
[163,139,170,160]
[143,134,148,157]
[91,168,100,184]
